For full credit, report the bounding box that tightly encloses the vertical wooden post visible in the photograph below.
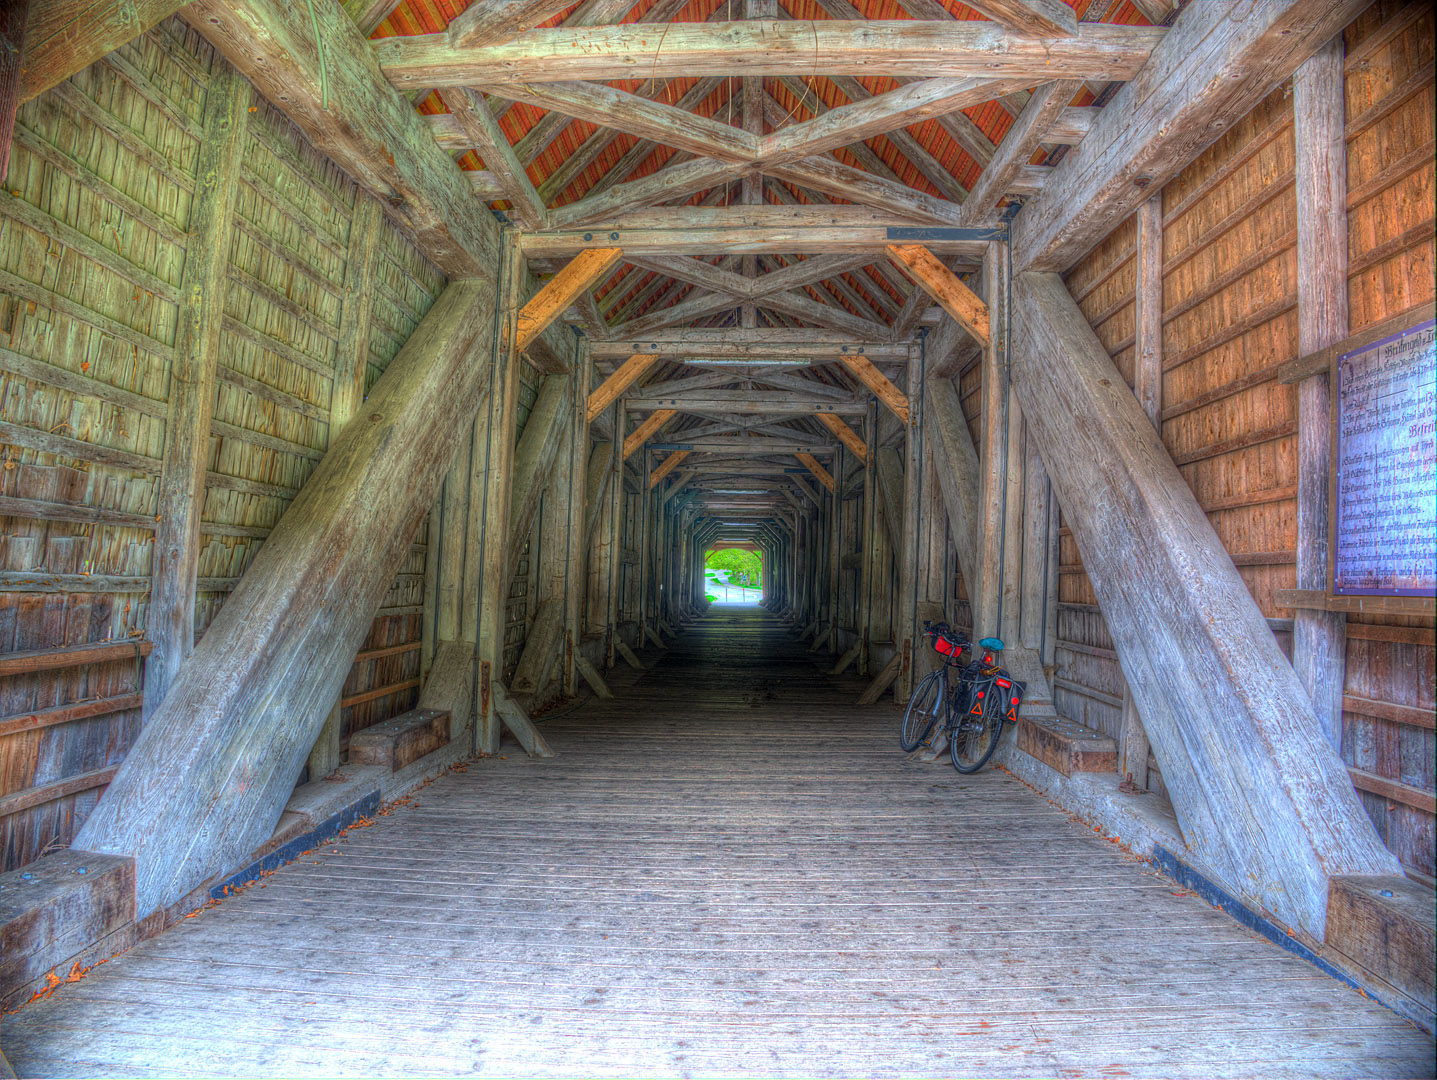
[145,63,251,719]
[975,240,1022,642]
[308,194,381,779]
[896,344,924,700]
[857,399,878,675]
[1119,191,1164,789]
[827,446,843,652]
[563,334,590,695]
[476,229,524,753]
[0,0,29,185]
[1292,37,1349,751]
[605,408,623,667]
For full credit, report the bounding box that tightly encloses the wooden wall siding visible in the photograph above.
[1048,0,1434,875]
[1339,0,1436,884]
[0,16,449,871]
[0,21,210,874]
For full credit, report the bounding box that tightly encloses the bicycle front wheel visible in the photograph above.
[900,669,944,752]
[951,681,1005,773]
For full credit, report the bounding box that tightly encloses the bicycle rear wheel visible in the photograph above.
[900,669,944,752]
[951,682,1005,773]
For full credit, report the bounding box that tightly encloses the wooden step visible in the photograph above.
[348,709,450,772]
[1017,713,1118,777]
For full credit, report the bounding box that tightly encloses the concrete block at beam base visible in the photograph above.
[0,851,135,1010]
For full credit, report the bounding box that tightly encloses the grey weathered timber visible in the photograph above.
[490,682,555,758]
[144,63,250,719]
[958,80,1080,227]
[309,194,384,779]
[445,0,574,48]
[189,0,498,276]
[1011,271,1400,937]
[1012,0,1371,272]
[505,374,573,589]
[511,598,564,696]
[376,21,1165,87]
[476,237,524,754]
[74,280,498,919]
[438,88,545,230]
[562,341,592,696]
[589,331,908,361]
[1291,38,1349,752]
[418,641,476,740]
[574,653,613,698]
[18,0,184,103]
[975,241,1021,643]
[923,378,981,590]
[1118,191,1164,789]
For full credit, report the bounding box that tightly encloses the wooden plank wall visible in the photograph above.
[1056,0,1434,881]
[0,17,447,872]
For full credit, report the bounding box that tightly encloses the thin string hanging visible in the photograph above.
[304,0,330,109]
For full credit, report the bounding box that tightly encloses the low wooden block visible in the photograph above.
[348,709,450,772]
[0,850,135,1008]
[1018,714,1118,777]
[1326,875,1436,1019]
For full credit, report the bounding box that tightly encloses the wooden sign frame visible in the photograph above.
[1325,307,1436,613]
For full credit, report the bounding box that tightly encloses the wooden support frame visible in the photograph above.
[840,354,910,424]
[795,452,836,493]
[885,243,990,348]
[816,412,868,462]
[438,87,546,230]
[516,248,623,353]
[588,353,660,421]
[623,409,677,459]
[648,450,690,489]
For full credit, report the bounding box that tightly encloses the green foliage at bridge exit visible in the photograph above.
[705,548,762,587]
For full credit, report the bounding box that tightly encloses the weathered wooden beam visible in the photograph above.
[0,0,28,184]
[591,330,908,361]
[840,355,910,424]
[1291,38,1349,754]
[511,597,564,694]
[795,452,836,493]
[490,681,555,757]
[74,279,498,919]
[517,248,622,352]
[377,21,1164,88]
[648,450,690,489]
[627,392,867,416]
[923,377,980,581]
[623,409,677,459]
[1012,0,1372,272]
[522,207,997,258]
[506,375,573,588]
[1012,270,1400,937]
[144,63,250,718]
[189,0,498,277]
[885,243,990,348]
[588,353,659,422]
[437,87,545,230]
[661,438,834,455]
[958,80,1081,227]
[446,0,574,48]
[963,0,1076,38]
[816,412,868,462]
[18,0,182,103]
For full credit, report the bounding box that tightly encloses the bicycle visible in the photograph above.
[900,621,1026,774]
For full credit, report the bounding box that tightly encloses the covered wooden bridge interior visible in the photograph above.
[0,0,1434,1074]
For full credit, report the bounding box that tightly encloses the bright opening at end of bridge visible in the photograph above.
[704,547,763,606]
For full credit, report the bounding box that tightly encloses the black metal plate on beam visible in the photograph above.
[885,226,1006,243]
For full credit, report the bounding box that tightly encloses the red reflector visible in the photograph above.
[1011,698,1020,706]
[975,691,984,699]
[995,678,1010,688]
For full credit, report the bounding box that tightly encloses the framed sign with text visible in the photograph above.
[1330,317,1436,598]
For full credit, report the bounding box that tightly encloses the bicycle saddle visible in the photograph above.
[979,637,1005,651]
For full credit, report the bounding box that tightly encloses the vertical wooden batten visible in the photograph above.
[1292,37,1350,751]
[144,62,251,720]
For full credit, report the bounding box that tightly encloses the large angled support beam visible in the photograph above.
[19,0,183,104]
[623,409,676,459]
[1012,0,1371,272]
[840,355,910,424]
[75,280,498,919]
[189,0,498,276]
[506,374,574,588]
[438,87,545,230]
[1012,270,1399,937]
[445,0,574,48]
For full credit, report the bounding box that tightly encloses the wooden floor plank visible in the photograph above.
[2,607,1431,1078]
